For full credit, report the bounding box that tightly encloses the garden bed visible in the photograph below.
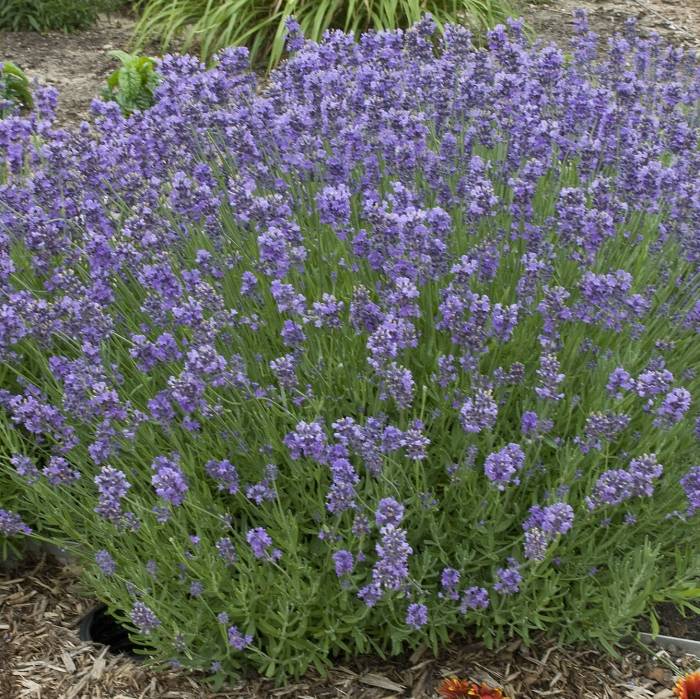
[2,5,700,697]
[0,557,697,698]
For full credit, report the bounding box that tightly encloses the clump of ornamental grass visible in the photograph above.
[132,0,513,68]
[1,13,700,686]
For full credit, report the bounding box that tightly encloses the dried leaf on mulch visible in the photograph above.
[1,557,698,698]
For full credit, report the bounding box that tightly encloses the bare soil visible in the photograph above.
[519,0,700,52]
[1,556,700,698]
[0,13,143,126]
[656,603,700,641]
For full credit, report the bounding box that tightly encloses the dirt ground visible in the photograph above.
[0,1,699,127]
[1,556,699,699]
[0,13,143,125]
[520,0,700,52]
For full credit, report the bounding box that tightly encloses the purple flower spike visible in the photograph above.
[440,567,461,600]
[130,602,160,634]
[494,559,522,595]
[460,586,490,612]
[406,603,428,629]
[95,549,116,576]
[246,527,280,561]
[680,466,700,516]
[205,459,239,494]
[0,509,32,536]
[227,625,253,650]
[484,443,526,489]
[375,497,405,527]
[460,388,498,433]
[94,465,131,523]
[332,549,354,576]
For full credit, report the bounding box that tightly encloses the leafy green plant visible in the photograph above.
[0,62,33,117]
[0,0,113,32]
[133,0,513,68]
[101,51,161,116]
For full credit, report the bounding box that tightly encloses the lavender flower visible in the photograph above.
[151,456,188,507]
[333,550,354,576]
[371,524,412,592]
[216,537,237,565]
[95,549,116,576]
[94,466,131,523]
[607,368,633,398]
[357,582,382,608]
[2,14,700,682]
[521,411,538,435]
[0,509,32,536]
[440,567,461,600]
[130,602,160,634]
[44,456,80,486]
[11,455,40,483]
[460,388,498,433]
[326,458,359,514]
[483,443,526,489]
[246,527,280,561]
[494,559,522,595]
[523,528,549,561]
[205,459,239,494]
[406,603,428,629]
[401,420,430,461]
[680,467,700,515]
[627,454,663,497]
[581,412,630,451]
[189,580,204,597]
[586,469,634,509]
[284,420,327,462]
[375,498,405,527]
[227,625,253,650]
[460,586,490,612]
[535,353,565,401]
[654,388,691,428]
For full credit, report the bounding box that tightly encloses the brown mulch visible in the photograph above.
[1,557,699,698]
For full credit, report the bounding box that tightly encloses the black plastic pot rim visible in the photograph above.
[638,632,700,657]
[78,604,145,661]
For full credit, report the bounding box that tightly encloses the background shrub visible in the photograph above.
[1,14,699,686]
[133,0,513,68]
[0,0,125,32]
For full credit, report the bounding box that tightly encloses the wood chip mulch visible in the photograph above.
[1,556,698,698]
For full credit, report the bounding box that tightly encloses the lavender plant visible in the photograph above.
[1,13,699,684]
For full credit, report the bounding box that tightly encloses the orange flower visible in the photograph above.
[674,670,700,699]
[437,677,475,698]
[470,683,506,699]
[437,677,509,699]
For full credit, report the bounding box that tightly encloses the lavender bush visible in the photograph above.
[1,13,700,683]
